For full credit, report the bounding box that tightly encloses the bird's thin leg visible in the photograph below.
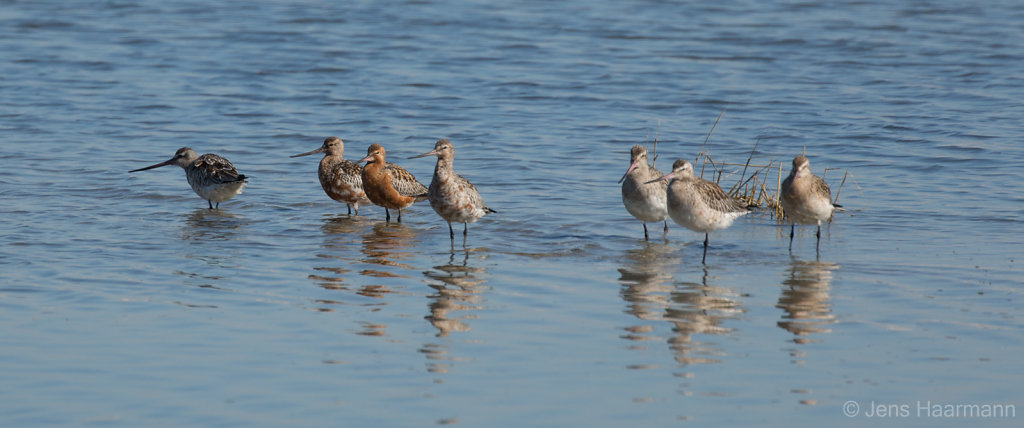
[643,222,649,241]
[397,209,402,223]
[788,224,795,252]
[702,233,709,264]
[815,224,822,256]
[463,223,468,237]
[347,204,352,216]
[663,220,669,234]
[385,208,391,222]
[448,222,455,241]
[208,200,214,210]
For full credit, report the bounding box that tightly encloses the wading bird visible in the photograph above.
[410,139,496,243]
[130,147,247,209]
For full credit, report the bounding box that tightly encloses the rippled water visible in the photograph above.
[2,0,1022,426]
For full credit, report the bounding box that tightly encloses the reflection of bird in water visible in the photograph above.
[180,207,243,242]
[664,269,744,365]
[423,251,488,338]
[309,216,370,290]
[361,221,421,272]
[175,209,246,291]
[618,243,678,324]
[777,258,839,343]
[420,251,489,375]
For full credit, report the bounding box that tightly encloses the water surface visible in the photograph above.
[1,0,1022,426]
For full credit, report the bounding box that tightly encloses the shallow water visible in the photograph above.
[2,0,1022,426]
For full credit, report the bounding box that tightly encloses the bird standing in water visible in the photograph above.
[290,136,370,215]
[781,155,839,254]
[410,139,496,243]
[130,147,247,209]
[357,143,428,222]
[647,159,751,264]
[619,145,669,240]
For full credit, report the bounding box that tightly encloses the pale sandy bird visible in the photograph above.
[290,136,370,215]
[357,143,428,222]
[619,145,669,240]
[781,155,839,253]
[647,159,751,264]
[130,147,247,209]
[410,139,496,242]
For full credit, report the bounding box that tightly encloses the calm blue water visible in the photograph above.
[2,0,1022,426]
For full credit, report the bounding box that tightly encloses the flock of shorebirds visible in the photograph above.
[129,138,495,243]
[129,139,838,260]
[619,145,840,262]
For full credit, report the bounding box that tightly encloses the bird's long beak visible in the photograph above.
[356,154,374,164]
[129,159,173,173]
[618,160,640,183]
[643,171,674,185]
[290,146,325,158]
[408,149,438,159]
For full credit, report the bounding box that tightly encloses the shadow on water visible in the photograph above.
[777,257,839,347]
[419,248,490,374]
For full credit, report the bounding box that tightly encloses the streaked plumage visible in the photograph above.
[357,143,428,222]
[129,147,247,209]
[291,136,370,215]
[781,155,838,252]
[410,139,496,242]
[619,145,669,240]
[647,159,751,263]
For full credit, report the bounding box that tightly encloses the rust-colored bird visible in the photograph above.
[357,143,427,222]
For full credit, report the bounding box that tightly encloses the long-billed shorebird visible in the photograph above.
[290,136,370,215]
[781,155,839,253]
[129,147,247,209]
[647,159,751,264]
[410,139,496,243]
[357,143,428,222]
[619,145,669,240]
